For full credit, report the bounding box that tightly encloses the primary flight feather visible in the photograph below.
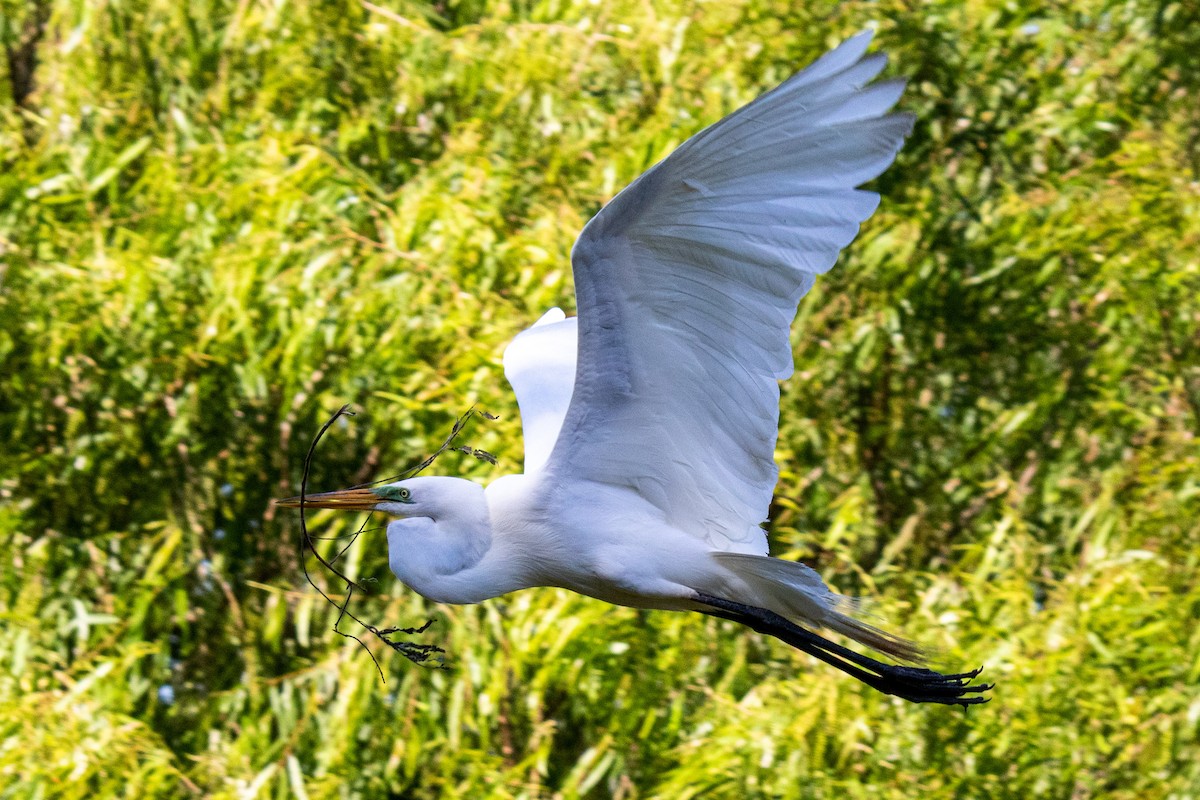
[280,32,990,706]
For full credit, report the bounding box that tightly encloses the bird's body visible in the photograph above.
[281,32,991,705]
[491,474,754,611]
[382,474,737,612]
[381,472,885,652]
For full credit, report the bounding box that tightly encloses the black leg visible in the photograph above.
[695,593,992,707]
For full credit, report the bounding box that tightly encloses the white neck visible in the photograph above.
[385,474,546,604]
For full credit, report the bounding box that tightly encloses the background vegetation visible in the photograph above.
[2,0,1199,796]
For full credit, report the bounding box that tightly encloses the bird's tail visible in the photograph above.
[711,552,923,663]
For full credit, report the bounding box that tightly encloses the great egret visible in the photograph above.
[279,32,990,706]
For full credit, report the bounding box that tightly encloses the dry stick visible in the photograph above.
[326,407,498,568]
[297,406,393,678]
[299,405,439,677]
[300,405,368,592]
[327,525,384,565]
[377,407,499,484]
[298,404,498,678]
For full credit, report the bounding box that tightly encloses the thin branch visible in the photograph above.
[376,407,500,483]
[296,404,498,677]
[299,405,368,593]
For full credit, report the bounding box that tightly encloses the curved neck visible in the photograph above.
[384,474,551,604]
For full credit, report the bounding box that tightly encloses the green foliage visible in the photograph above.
[2,0,1199,797]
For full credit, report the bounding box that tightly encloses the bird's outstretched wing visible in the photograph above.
[502,308,579,474]
[544,32,913,550]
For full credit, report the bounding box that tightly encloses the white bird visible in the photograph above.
[280,32,989,705]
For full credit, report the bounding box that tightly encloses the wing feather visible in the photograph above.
[502,309,578,474]
[544,33,913,550]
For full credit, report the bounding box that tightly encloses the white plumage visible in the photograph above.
[281,33,989,706]
[502,307,577,475]
[555,32,912,553]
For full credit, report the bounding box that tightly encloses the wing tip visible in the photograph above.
[837,29,877,58]
[533,307,567,327]
[796,29,882,84]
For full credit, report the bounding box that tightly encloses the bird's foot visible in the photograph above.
[695,593,992,707]
[866,663,992,707]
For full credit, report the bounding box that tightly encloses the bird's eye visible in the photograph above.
[373,485,413,503]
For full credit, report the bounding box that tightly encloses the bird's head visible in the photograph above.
[276,475,496,602]
[275,475,478,519]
